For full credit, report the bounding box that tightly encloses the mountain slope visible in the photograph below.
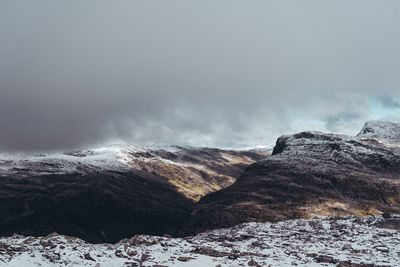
[0,145,266,243]
[121,146,267,201]
[184,121,400,234]
[0,169,194,244]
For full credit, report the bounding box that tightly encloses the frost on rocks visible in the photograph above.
[357,120,400,147]
[0,215,399,267]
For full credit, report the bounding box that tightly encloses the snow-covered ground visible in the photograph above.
[0,144,188,176]
[0,144,264,177]
[0,144,129,176]
[1,215,399,267]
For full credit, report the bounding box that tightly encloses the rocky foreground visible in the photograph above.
[1,215,399,267]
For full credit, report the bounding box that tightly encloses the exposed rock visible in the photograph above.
[177,256,194,262]
[375,246,390,253]
[316,255,337,263]
[115,249,125,258]
[184,121,400,234]
[192,247,231,257]
[83,252,95,261]
[248,258,262,266]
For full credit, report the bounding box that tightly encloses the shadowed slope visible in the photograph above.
[0,169,194,243]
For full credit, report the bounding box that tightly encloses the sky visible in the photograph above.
[0,1,400,152]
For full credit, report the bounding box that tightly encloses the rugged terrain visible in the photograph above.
[0,145,267,243]
[1,215,399,266]
[121,146,267,201]
[1,120,400,266]
[184,121,400,234]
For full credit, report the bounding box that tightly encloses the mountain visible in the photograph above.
[2,120,400,244]
[0,145,267,243]
[184,121,400,234]
[357,120,400,145]
[121,146,267,201]
[1,121,400,266]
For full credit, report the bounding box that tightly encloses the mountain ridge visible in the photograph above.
[1,120,400,242]
[183,120,400,234]
[0,145,267,243]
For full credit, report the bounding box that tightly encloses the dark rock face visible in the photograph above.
[184,121,400,234]
[0,169,194,243]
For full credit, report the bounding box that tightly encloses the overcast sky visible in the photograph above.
[1,1,400,152]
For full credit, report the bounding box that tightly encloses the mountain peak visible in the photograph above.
[357,120,400,144]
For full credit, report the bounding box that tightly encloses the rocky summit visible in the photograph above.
[184,121,400,234]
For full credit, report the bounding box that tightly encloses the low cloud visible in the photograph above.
[0,1,399,151]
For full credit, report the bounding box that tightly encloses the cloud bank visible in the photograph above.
[1,1,400,151]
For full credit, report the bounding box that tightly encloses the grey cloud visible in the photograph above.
[0,1,400,151]
[378,95,400,109]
